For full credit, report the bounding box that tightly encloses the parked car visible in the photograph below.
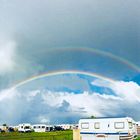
[8,127,15,132]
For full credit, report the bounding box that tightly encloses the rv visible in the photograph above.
[18,123,32,133]
[79,117,137,140]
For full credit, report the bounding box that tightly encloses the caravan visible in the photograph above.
[32,124,47,132]
[18,123,32,132]
[32,124,53,132]
[79,117,137,140]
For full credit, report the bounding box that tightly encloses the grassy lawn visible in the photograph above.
[0,131,73,140]
[1,131,140,140]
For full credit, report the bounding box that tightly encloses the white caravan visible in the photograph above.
[18,123,32,132]
[32,124,47,132]
[79,117,137,140]
[32,124,53,132]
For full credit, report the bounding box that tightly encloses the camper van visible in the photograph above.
[79,117,137,140]
[18,123,32,133]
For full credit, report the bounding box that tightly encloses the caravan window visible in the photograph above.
[94,122,100,129]
[128,122,133,129]
[25,126,30,129]
[81,123,89,129]
[114,122,124,129]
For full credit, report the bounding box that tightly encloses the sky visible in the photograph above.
[0,0,140,125]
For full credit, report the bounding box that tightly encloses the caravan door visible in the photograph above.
[94,121,109,140]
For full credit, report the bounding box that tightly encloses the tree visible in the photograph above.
[2,124,7,127]
[90,115,96,119]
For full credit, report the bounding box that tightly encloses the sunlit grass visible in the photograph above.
[0,131,73,140]
[1,131,140,140]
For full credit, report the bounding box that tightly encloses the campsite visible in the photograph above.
[1,117,140,140]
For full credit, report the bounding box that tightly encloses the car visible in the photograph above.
[8,127,15,132]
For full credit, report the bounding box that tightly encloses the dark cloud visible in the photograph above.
[0,0,139,89]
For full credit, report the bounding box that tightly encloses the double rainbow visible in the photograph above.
[12,47,140,89]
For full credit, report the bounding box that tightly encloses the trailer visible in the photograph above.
[79,117,137,140]
[32,124,53,132]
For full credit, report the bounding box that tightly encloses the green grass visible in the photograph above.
[1,131,140,140]
[0,131,73,140]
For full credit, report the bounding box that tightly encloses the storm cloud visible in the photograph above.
[0,0,140,89]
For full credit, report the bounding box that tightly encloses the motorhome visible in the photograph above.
[18,123,32,132]
[79,117,137,140]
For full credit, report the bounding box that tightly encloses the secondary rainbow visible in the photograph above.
[44,47,140,72]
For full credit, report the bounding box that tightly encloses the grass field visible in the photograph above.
[0,131,73,140]
[1,131,140,140]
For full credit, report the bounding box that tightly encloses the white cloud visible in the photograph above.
[92,80,140,103]
[38,116,50,124]
[0,80,140,125]
[42,91,122,117]
[0,40,16,74]
[0,88,18,101]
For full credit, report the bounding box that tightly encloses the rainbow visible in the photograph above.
[12,47,140,89]
[13,70,115,89]
[43,47,140,72]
